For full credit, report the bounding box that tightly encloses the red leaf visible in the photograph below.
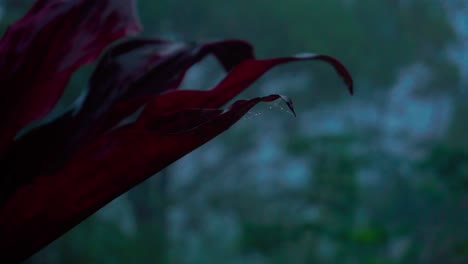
[0,0,141,157]
[0,6,354,258]
[0,39,253,178]
[0,95,289,263]
[1,36,353,206]
[141,53,353,117]
[78,38,254,136]
[0,39,253,192]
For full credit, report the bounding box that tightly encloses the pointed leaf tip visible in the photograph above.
[278,95,296,117]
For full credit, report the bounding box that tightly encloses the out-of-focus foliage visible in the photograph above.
[1,0,466,263]
[147,0,457,92]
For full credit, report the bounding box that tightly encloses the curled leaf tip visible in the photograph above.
[292,53,354,96]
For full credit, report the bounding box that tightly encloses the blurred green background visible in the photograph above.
[1,0,467,263]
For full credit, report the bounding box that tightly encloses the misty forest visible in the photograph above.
[1,0,467,263]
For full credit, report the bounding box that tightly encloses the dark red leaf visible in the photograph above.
[140,53,353,117]
[0,95,289,263]
[0,39,254,187]
[0,0,141,157]
[0,39,253,195]
[77,38,254,136]
[1,38,353,203]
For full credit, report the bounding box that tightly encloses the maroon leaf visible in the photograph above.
[0,2,354,261]
[0,0,141,157]
[0,95,290,263]
[78,38,254,134]
[140,53,353,118]
[0,39,254,189]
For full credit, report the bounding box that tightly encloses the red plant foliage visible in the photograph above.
[0,0,353,262]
